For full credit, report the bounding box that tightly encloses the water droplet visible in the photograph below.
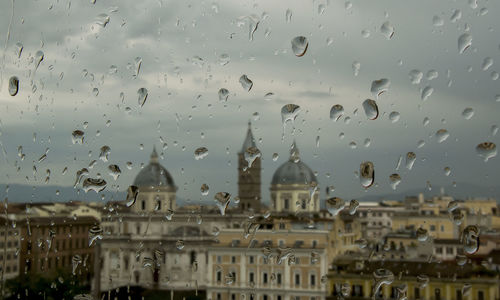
[108,65,118,74]
[137,88,148,107]
[108,164,121,180]
[264,92,275,101]
[444,167,451,176]
[421,86,434,101]
[285,9,292,23]
[409,69,423,84]
[380,21,395,39]
[272,153,279,161]
[372,269,394,297]
[15,42,23,58]
[476,142,496,161]
[330,105,344,121]
[239,75,253,91]
[73,168,89,188]
[194,147,208,160]
[416,275,429,288]
[291,36,309,57]
[462,284,472,297]
[426,69,438,80]
[370,78,390,98]
[8,76,19,96]
[458,33,472,54]
[362,99,379,120]
[360,162,375,188]
[432,15,444,26]
[88,225,103,246]
[389,174,401,190]
[451,9,462,23]
[96,13,110,27]
[201,184,209,196]
[435,129,450,143]
[244,146,261,168]
[218,88,229,102]
[491,125,498,136]
[99,146,111,162]
[462,107,474,120]
[72,255,82,275]
[134,57,142,78]
[318,4,326,15]
[281,104,301,125]
[126,185,139,207]
[482,57,493,71]
[352,61,360,76]
[456,254,467,266]
[389,111,400,123]
[176,240,185,250]
[82,178,107,193]
[34,50,44,70]
[218,54,230,66]
[72,130,84,144]
[348,199,359,215]
[461,225,479,254]
[214,192,231,216]
[416,227,429,242]
[406,152,416,170]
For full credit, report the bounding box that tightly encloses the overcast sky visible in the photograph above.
[0,0,499,205]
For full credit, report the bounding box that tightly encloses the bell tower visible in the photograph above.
[238,122,261,212]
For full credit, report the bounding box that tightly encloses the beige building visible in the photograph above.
[270,142,319,213]
[0,217,21,280]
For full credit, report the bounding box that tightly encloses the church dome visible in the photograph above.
[271,142,317,185]
[133,147,175,188]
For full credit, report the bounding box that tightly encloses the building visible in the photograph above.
[238,122,262,213]
[18,215,98,280]
[270,142,319,213]
[0,217,21,280]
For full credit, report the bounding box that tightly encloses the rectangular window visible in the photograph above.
[277,273,282,285]
[284,199,289,210]
[249,272,254,283]
[295,274,300,285]
[231,256,236,263]
[430,225,436,231]
[456,290,462,300]
[249,256,254,264]
[478,291,484,300]
[414,287,420,299]
[263,272,268,284]
[440,225,445,232]
[446,247,453,254]
[216,293,221,300]
[310,274,316,286]
[436,247,443,254]
[231,294,236,300]
[434,288,441,300]
[216,271,222,282]
[216,256,221,263]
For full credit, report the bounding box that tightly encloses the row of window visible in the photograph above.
[0,230,19,236]
[216,293,317,300]
[216,271,317,287]
[25,254,90,272]
[0,240,19,248]
[0,265,18,273]
[218,253,319,265]
[37,225,89,235]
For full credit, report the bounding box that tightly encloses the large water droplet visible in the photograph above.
[458,33,472,54]
[389,111,400,123]
[291,36,309,57]
[421,86,434,101]
[360,161,375,188]
[15,42,23,58]
[194,147,208,160]
[461,225,479,254]
[476,142,496,161]
[244,146,261,168]
[416,275,429,288]
[435,129,450,143]
[409,69,423,84]
[126,185,139,207]
[281,104,301,125]
[330,105,344,121]
[406,152,416,170]
[96,13,110,27]
[134,57,142,78]
[34,50,44,70]
[99,146,111,162]
[372,269,394,297]
[88,225,103,247]
[8,76,19,96]
[239,75,253,91]
[416,227,429,242]
[201,184,209,196]
[326,197,345,216]
[137,88,148,107]
[72,254,82,275]
[451,9,462,23]
[380,21,395,39]
[72,130,84,144]
[82,178,107,193]
[218,88,229,102]
[389,174,401,190]
[432,16,444,26]
[176,240,185,250]
[370,79,390,98]
[462,107,474,120]
[214,192,231,216]
[108,164,121,180]
[348,199,359,215]
[285,9,292,23]
[362,99,379,120]
[218,54,230,66]
[482,57,493,71]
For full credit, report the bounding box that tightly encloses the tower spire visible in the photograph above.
[240,121,256,153]
[150,146,159,163]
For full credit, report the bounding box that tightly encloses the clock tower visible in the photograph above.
[238,122,262,212]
